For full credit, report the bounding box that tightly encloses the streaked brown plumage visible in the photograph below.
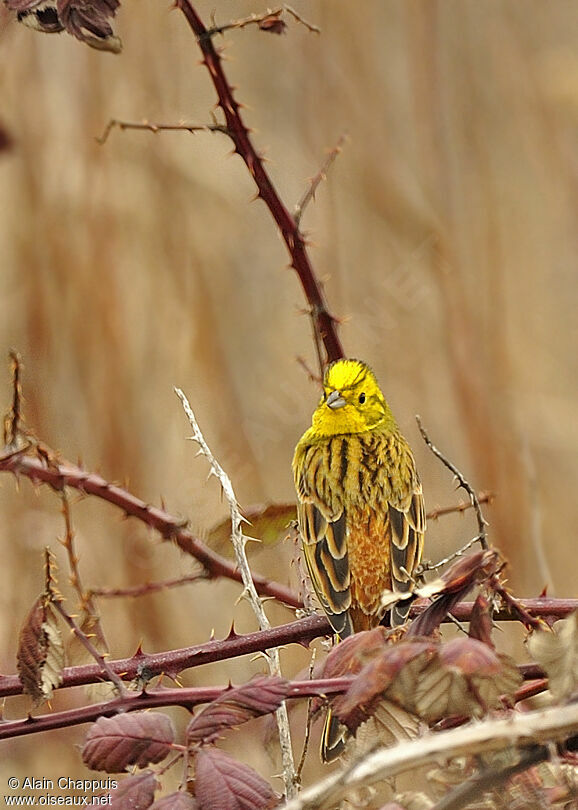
[293,359,426,760]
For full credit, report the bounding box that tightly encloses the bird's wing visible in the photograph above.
[388,478,426,625]
[298,499,353,638]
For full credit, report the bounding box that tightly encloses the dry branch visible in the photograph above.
[175,387,297,797]
[175,0,343,368]
[0,450,301,608]
[281,700,578,810]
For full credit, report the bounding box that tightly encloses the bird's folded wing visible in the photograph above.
[298,501,352,638]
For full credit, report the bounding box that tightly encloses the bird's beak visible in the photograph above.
[326,390,347,410]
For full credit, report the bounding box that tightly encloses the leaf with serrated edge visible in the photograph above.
[187,676,289,745]
[333,641,435,730]
[149,792,197,809]
[82,712,175,773]
[195,748,277,810]
[527,611,578,700]
[17,595,64,704]
[89,771,158,809]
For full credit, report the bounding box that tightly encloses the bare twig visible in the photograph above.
[175,387,298,798]
[52,600,127,697]
[416,415,488,549]
[491,577,545,630]
[96,119,228,145]
[426,491,494,521]
[296,649,317,783]
[90,571,207,599]
[419,534,486,574]
[205,6,320,38]
[281,701,578,810]
[296,356,322,385]
[3,350,23,448]
[294,134,347,227]
[59,491,108,651]
[175,0,343,369]
[0,450,302,608]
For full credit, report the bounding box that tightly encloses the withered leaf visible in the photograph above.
[17,593,64,704]
[5,0,121,52]
[187,676,290,745]
[258,15,287,35]
[414,638,521,722]
[527,611,578,700]
[149,792,197,810]
[82,712,175,773]
[333,641,435,731]
[322,627,388,680]
[349,700,420,758]
[408,550,500,638]
[57,0,121,52]
[194,747,277,810]
[90,771,158,809]
[206,503,296,557]
[469,594,495,647]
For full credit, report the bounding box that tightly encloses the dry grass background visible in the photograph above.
[0,0,577,797]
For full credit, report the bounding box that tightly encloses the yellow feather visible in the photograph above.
[292,358,426,761]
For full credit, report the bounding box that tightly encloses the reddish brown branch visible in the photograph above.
[0,451,302,609]
[1,598,575,701]
[0,677,354,741]
[175,0,344,367]
[0,614,330,699]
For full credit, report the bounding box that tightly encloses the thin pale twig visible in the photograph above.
[205,6,320,38]
[419,534,485,574]
[96,119,229,146]
[3,350,23,448]
[416,415,488,549]
[175,387,298,798]
[294,133,347,227]
[59,491,108,651]
[296,649,317,782]
[90,571,207,599]
[426,491,494,521]
[52,600,127,697]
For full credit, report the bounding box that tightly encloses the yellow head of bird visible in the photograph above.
[311,359,397,436]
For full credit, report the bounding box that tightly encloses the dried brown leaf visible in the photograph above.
[469,593,495,647]
[322,627,388,680]
[333,641,435,731]
[346,700,420,760]
[17,593,64,704]
[194,747,277,810]
[415,639,521,722]
[258,14,287,35]
[91,771,158,809]
[6,0,121,51]
[408,550,500,638]
[527,611,578,700]
[206,503,296,557]
[82,712,175,773]
[150,792,198,810]
[187,676,289,745]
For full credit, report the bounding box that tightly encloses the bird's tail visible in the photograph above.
[321,709,348,763]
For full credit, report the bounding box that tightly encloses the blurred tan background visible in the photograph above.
[0,0,577,797]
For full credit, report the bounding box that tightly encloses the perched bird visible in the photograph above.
[293,358,425,761]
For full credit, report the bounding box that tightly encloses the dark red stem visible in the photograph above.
[0,451,302,608]
[175,0,344,366]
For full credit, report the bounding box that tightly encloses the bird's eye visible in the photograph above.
[358,392,366,404]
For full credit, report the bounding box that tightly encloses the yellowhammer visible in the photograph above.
[293,358,426,760]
